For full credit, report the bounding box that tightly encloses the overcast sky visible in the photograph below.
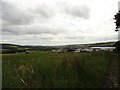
[1,0,120,46]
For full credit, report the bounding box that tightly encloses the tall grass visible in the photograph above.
[57,52,112,88]
[2,51,114,88]
[118,53,120,87]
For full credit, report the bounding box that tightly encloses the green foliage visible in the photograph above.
[2,52,115,88]
[118,53,120,87]
[114,11,120,31]
[2,49,18,54]
[113,41,120,52]
[57,52,112,88]
[1,42,116,53]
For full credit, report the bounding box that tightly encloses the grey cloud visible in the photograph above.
[31,4,54,18]
[2,25,22,35]
[66,35,86,40]
[97,35,118,41]
[2,2,33,25]
[41,37,54,40]
[2,25,66,35]
[64,4,90,19]
[87,34,118,42]
[66,33,117,43]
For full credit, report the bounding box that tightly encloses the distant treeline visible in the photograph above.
[113,41,120,52]
[1,41,119,54]
[1,44,58,54]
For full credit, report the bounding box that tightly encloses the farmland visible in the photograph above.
[1,41,116,54]
[2,51,118,88]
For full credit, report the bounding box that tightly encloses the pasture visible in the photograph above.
[2,51,118,88]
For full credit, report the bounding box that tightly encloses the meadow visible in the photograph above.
[2,51,117,88]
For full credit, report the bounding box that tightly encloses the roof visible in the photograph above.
[91,47,116,49]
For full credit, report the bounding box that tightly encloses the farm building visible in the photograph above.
[74,49,82,52]
[74,47,116,52]
[82,48,93,52]
[74,48,93,52]
[90,47,116,51]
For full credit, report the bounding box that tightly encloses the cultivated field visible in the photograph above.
[2,51,118,88]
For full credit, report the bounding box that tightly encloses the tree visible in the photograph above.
[114,10,120,52]
[114,11,120,32]
[113,41,120,52]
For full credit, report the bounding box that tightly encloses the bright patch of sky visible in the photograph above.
[1,0,119,46]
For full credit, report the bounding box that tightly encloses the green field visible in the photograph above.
[118,53,120,88]
[2,51,117,88]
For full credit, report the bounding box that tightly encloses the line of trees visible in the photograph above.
[2,49,26,54]
[114,10,120,52]
[114,11,120,32]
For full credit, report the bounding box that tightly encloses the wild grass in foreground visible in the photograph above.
[2,51,115,88]
[118,53,120,87]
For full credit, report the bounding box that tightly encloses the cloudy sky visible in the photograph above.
[1,0,120,46]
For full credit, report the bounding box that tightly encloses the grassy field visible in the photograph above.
[118,53,120,88]
[2,51,117,88]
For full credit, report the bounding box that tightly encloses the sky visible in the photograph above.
[1,0,120,46]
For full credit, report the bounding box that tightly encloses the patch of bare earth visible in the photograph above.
[99,56,118,88]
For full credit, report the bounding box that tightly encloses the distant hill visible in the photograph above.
[0,41,116,54]
[87,42,116,47]
[0,43,59,54]
[61,41,116,49]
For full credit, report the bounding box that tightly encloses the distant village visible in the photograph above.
[51,47,116,53]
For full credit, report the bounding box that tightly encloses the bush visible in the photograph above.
[2,49,18,54]
[113,41,120,52]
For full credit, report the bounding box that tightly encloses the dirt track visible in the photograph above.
[99,56,118,88]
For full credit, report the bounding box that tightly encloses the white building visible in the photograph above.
[91,47,116,51]
[74,49,81,52]
[73,47,116,53]
[75,48,93,52]
[81,48,93,52]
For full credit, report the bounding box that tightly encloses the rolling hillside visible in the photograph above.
[0,41,116,54]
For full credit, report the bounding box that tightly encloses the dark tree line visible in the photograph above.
[114,11,120,32]
[114,10,120,52]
